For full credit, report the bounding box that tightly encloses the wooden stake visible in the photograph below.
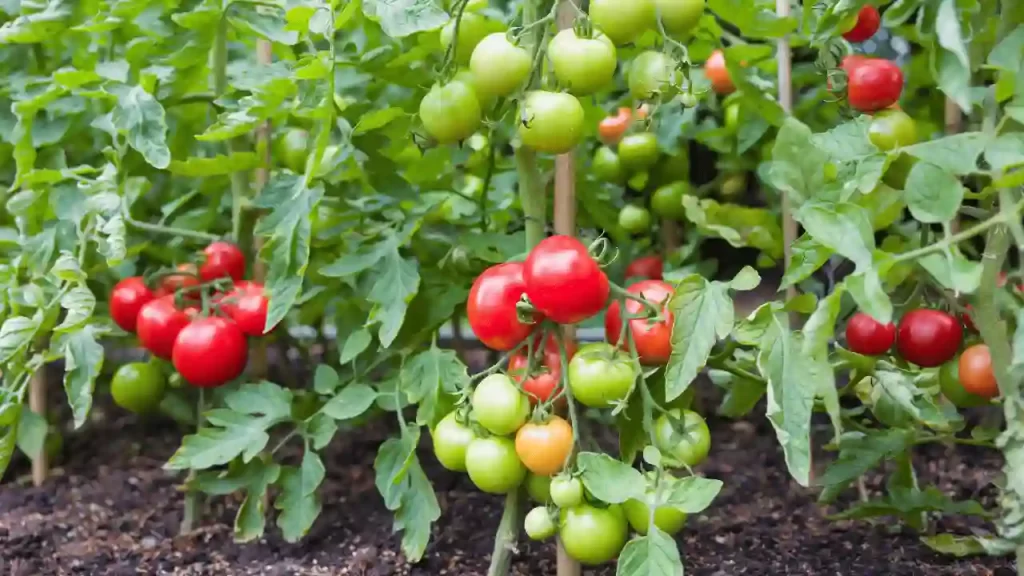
[251,38,272,380]
[29,368,47,486]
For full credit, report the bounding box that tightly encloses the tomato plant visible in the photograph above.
[110,362,166,415]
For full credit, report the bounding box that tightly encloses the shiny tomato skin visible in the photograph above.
[654,409,711,467]
[548,29,617,96]
[518,91,585,154]
[958,344,999,399]
[550,476,585,508]
[200,241,246,282]
[705,50,735,95]
[598,109,632,146]
[593,146,626,183]
[939,360,988,408]
[617,132,660,173]
[896,309,963,368]
[472,374,530,435]
[525,506,557,540]
[515,415,573,476]
[432,411,477,472]
[567,343,637,407]
[160,263,200,296]
[625,255,664,280]
[469,33,532,99]
[847,58,904,113]
[420,80,483,144]
[221,281,270,336]
[136,296,192,360]
[559,504,629,566]
[465,436,527,494]
[842,5,881,42]
[508,353,563,406]
[524,235,610,325]
[869,109,917,151]
[110,277,155,333]
[605,280,674,365]
[845,312,896,356]
[589,0,655,45]
[468,262,538,351]
[172,317,249,388]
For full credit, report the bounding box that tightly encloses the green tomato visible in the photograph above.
[110,362,166,415]
[720,173,746,199]
[432,411,478,472]
[550,476,585,508]
[526,472,553,503]
[655,0,705,36]
[469,33,532,99]
[420,80,482,144]
[882,153,917,189]
[559,504,629,565]
[617,132,660,172]
[518,91,585,154]
[275,128,308,173]
[472,373,529,435]
[441,13,504,66]
[592,146,626,184]
[548,29,617,95]
[568,343,637,408]
[868,109,917,151]
[465,436,527,494]
[651,181,689,220]
[724,103,740,131]
[623,496,687,535]
[453,69,496,111]
[940,360,988,409]
[443,0,488,11]
[628,51,676,101]
[525,506,557,540]
[618,204,652,234]
[654,409,711,467]
[678,91,699,107]
[589,0,655,45]
[650,151,689,188]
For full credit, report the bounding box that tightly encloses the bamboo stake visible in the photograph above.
[29,368,47,486]
[251,38,272,380]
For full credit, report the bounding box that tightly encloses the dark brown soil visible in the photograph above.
[0,401,1016,576]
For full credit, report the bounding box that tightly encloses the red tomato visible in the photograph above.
[524,236,611,325]
[847,58,903,113]
[842,5,880,42]
[200,241,246,282]
[173,317,248,388]
[705,50,735,95]
[896,309,963,368]
[515,416,573,476]
[220,281,270,336]
[136,296,192,360]
[110,277,155,333]
[605,280,674,365]
[841,55,870,73]
[468,263,539,351]
[958,344,999,399]
[598,108,632,146]
[160,263,200,296]
[508,337,576,406]
[625,255,663,280]
[845,312,895,356]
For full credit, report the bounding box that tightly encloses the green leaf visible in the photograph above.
[228,2,299,45]
[50,251,84,282]
[902,133,984,175]
[321,383,378,420]
[819,429,914,486]
[812,117,875,162]
[0,426,16,480]
[780,235,833,289]
[767,117,827,205]
[935,0,969,71]
[304,414,338,450]
[275,450,325,542]
[168,413,274,471]
[707,0,797,38]
[320,239,394,277]
[338,328,372,364]
[803,287,844,352]
[918,250,981,294]
[904,162,964,223]
[578,452,646,504]
[712,371,767,418]
[663,476,723,514]
[616,528,683,576]
[832,486,988,522]
[98,215,127,266]
[362,0,448,38]
[313,364,341,395]
[56,286,96,332]
[758,318,815,486]
[664,275,733,401]
[62,326,104,429]
[367,248,421,347]
[110,86,171,169]
[353,107,406,135]
[234,459,281,543]
[988,27,1024,71]
[681,196,784,259]
[729,266,760,291]
[374,427,440,561]
[984,133,1024,172]
[921,533,1017,558]
[225,382,294,420]
[403,345,468,426]
[0,315,40,363]
[15,409,46,459]
[845,268,893,324]
[168,153,260,177]
[873,368,961,431]
[795,201,874,270]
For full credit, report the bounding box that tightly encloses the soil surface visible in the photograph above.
[0,397,1016,575]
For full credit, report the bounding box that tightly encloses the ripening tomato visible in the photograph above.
[519,91,585,154]
[617,132,660,172]
[618,204,652,234]
[605,280,674,365]
[200,241,245,282]
[625,255,663,280]
[220,281,269,336]
[525,507,557,540]
[432,411,477,472]
[160,263,200,296]
[172,316,248,388]
[655,0,705,36]
[110,362,166,415]
[629,51,675,101]
[847,58,903,113]
[110,277,155,333]
[420,80,483,144]
[651,181,688,219]
[465,436,527,494]
[958,344,999,399]
[654,409,711,467]
[440,12,503,66]
[896,309,963,367]
[841,5,881,43]
[468,262,537,351]
[470,33,532,99]
[705,50,735,95]
[549,29,617,96]
[550,476,585,508]
[568,343,637,407]
[472,373,530,435]
[524,235,610,324]
[589,0,655,45]
[515,415,573,476]
[939,360,988,408]
[624,487,687,535]
[598,108,633,146]
[845,312,896,356]
[869,109,917,151]
[559,504,629,565]
[136,296,192,360]
[592,146,626,183]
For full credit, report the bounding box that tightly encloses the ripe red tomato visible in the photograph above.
[524,235,610,325]
[220,281,269,336]
[605,280,674,365]
[896,309,963,367]
[625,255,663,280]
[172,317,249,388]
[508,338,576,407]
[958,344,999,399]
[160,263,200,296]
[841,54,870,74]
[200,241,246,282]
[705,50,735,95]
[845,312,895,356]
[136,296,192,360]
[110,277,155,333]
[847,58,903,112]
[468,262,539,351]
[515,415,573,476]
[598,108,632,145]
[842,5,880,42]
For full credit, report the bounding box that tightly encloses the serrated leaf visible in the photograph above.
[664,476,723,513]
[339,328,372,364]
[167,402,289,471]
[373,426,440,561]
[918,250,981,294]
[368,249,420,347]
[56,285,95,332]
[321,383,378,420]
[403,345,468,426]
[795,201,874,270]
[228,2,299,45]
[921,533,1017,558]
[50,251,84,282]
[681,196,783,259]
[62,326,103,429]
[304,413,337,449]
[362,0,448,38]
[812,116,875,162]
[98,215,127,266]
[758,318,814,486]
[768,117,827,205]
[780,235,833,289]
[234,459,281,543]
[819,429,914,486]
[846,268,893,325]
[168,153,260,177]
[664,275,732,401]
[984,133,1024,172]
[225,381,293,421]
[616,528,683,576]
[0,315,40,363]
[578,452,645,504]
[110,86,170,169]
[874,368,961,431]
[275,450,325,542]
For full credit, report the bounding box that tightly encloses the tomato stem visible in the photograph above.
[180,388,205,534]
[608,282,664,322]
[121,205,220,243]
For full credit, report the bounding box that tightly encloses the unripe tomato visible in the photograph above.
[625,255,664,280]
[939,360,988,408]
[605,280,674,364]
[568,343,637,407]
[598,108,633,146]
[470,33,532,99]
[472,374,530,435]
[617,132,660,172]
[845,312,896,356]
[705,50,735,95]
[172,317,249,388]
[110,362,166,414]
[623,495,687,535]
[440,13,503,66]
[550,476,585,508]
[841,5,881,43]
[515,416,573,476]
[526,473,552,503]
[618,205,652,234]
[651,181,688,219]
[432,411,477,472]
[549,29,617,96]
[219,281,269,336]
[453,69,496,110]
[629,51,676,101]
[655,0,705,36]
[275,128,309,173]
[518,91,585,154]
[896,309,963,368]
[958,344,999,399]
[592,146,626,184]
[559,504,629,565]
[523,235,610,324]
[847,58,903,113]
[724,103,740,131]
[589,0,655,45]
[525,506,557,540]
[465,436,527,494]
[869,109,917,151]
[720,172,746,198]
[654,409,711,467]
[110,277,155,333]
[420,81,483,144]
[467,262,537,351]
[136,296,192,360]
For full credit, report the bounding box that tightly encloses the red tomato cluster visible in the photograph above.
[846,309,964,368]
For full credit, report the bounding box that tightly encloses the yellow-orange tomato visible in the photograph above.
[704,50,735,95]
[515,416,573,476]
[958,344,999,399]
[632,103,650,120]
[598,108,632,145]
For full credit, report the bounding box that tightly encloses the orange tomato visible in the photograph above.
[598,108,632,145]
[515,416,574,476]
[705,50,735,95]
[958,344,999,399]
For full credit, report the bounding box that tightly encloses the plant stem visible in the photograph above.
[180,389,205,534]
[487,489,524,576]
[891,204,1024,264]
[122,206,221,243]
